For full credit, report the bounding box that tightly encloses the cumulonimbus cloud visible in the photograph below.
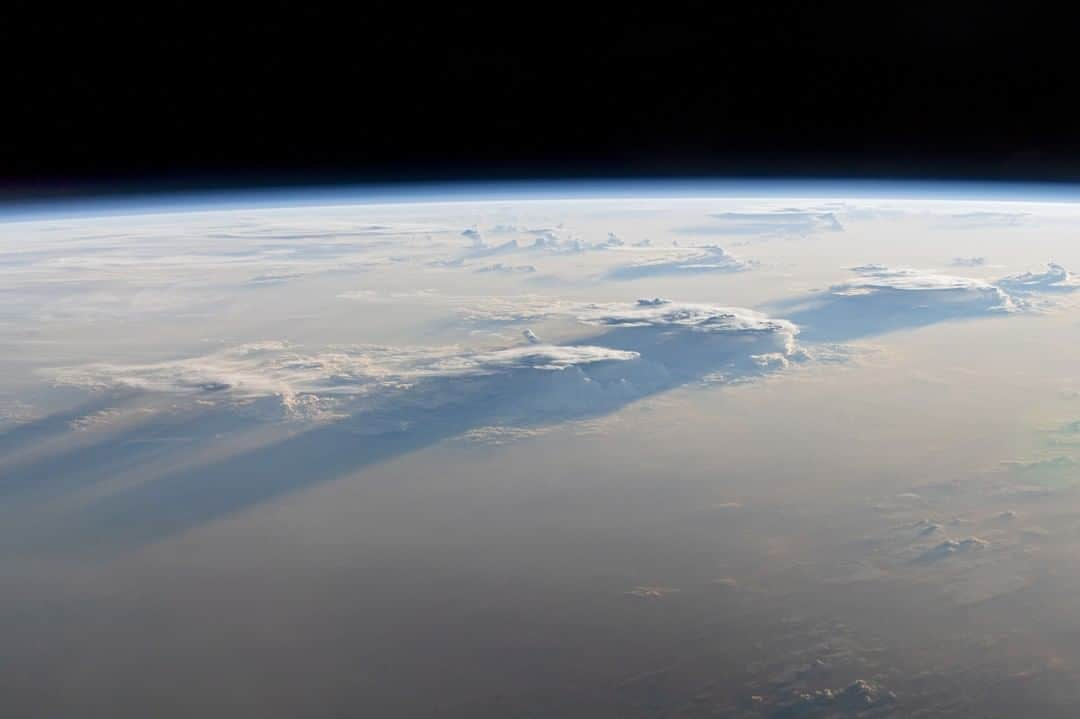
[773,263,1080,341]
[577,297,798,337]
[832,265,1017,309]
[48,297,803,424]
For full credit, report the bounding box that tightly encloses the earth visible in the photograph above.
[3,183,1080,717]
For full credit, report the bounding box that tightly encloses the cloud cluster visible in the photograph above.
[465,227,592,256]
[50,339,637,412]
[49,295,804,426]
[915,536,988,563]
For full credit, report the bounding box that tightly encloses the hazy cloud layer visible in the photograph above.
[950,256,987,267]
[678,210,844,235]
[936,211,1030,229]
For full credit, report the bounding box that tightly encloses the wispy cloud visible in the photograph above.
[605,245,750,279]
[678,210,844,236]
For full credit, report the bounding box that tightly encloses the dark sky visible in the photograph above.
[5,3,1080,194]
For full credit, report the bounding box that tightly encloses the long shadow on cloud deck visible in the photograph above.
[6,324,789,555]
[17,272,1039,554]
[0,403,260,506]
[772,289,1011,343]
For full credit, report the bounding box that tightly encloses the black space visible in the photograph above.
[5,3,1080,196]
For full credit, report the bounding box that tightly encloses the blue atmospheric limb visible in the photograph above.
[5,178,1080,223]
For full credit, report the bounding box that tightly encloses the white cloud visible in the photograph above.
[833,265,1015,307]
[782,261,1080,341]
[578,298,798,338]
[428,344,639,374]
[47,336,639,423]
[833,262,1079,304]
[997,262,1080,294]
[454,425,551,446]
[625,585,679,599]
[606,245,750,279]
[916,537,988,562]
[47,294,806,426]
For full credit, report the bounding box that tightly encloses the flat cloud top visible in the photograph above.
[828,265,1020,312]
[50,339,638,401]
[837,265,1004,294]
[578,298,797,335]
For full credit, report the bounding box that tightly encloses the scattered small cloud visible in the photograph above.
[0,399,37,428]
[915,536,989,563]
[454,425,551,446]
[776,679,897,716]
[474,262,536,274]
[69,407,156,431]
[625,585,679,599]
